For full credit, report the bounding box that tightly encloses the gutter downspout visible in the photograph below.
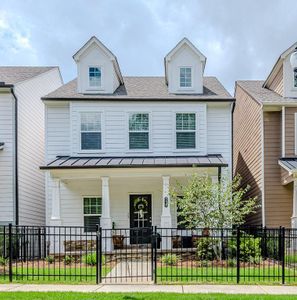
[11,87,19,226]
[260,104,265,227]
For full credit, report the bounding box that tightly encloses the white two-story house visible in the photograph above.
[41,36,234,241]
[0,67,62,225]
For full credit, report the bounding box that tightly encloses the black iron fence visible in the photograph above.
[1,224,297,284]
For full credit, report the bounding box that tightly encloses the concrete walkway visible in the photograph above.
[1,284,297,294]
[103,260,152,283]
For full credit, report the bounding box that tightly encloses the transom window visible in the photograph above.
[129,113,149,150]
[89,67,101,87]
[80,112,101,150]
[180,67,192,88]
[176,113,196,149]
[83,197,102,232]
[294,68,297,88]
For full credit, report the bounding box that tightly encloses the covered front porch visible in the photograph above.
[41,155,227,251]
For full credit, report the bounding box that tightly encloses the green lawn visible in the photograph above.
[157,266,297,284]
[1,293,297,300]
[0,266,110,284]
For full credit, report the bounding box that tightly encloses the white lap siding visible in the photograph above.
[0,93,15,224]
[16,68,62,225]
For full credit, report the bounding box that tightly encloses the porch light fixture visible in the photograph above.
[290,47,297,69]
[164,196,169,208]
[0,142,4,150]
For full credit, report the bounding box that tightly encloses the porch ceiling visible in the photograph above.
[40,154,227,170]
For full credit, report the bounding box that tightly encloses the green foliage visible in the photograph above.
[227,259,236,267]
[229,233,262,264]
[195,238,216,261]
[0,256,8,266]
[160,254,179,266]
[171,174,259,229]
[82,252,105,266]
[45,256,55,264]
[63,255,74,265]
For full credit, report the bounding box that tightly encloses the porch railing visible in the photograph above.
[0,224,297,284]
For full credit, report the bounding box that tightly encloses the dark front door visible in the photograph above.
[130,194,152,244]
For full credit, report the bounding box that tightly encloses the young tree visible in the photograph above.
[171,174,258,229]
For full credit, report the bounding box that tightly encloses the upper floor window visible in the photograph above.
[176,113,196,149]
[83,197,102,232]
[129,113,149,150]
[179,67,192,88]
[89,67,101,87]
[80,112,101,150]
[294,68,297,88]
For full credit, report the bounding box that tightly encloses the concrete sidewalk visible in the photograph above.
[1,284,297,294]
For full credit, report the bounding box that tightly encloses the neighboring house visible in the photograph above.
[234,42,297,228]
[0,67,63,225]
[40,36,234,244]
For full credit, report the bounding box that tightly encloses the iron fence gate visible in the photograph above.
[1,224,297,284]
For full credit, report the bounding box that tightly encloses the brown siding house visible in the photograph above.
[234,42,297,228]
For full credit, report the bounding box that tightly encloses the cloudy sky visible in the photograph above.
[0,0,296,93]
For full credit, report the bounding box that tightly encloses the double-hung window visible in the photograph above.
[180,67,192,88]
[80,112,102,150]
[83,197,102,232]
[294,68,297,88]
[129,113,149,150]
[89,67,101,87]
[176,113,196,149]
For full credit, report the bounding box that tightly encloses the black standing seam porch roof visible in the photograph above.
[40,154,227,170]
[279,158,297,172]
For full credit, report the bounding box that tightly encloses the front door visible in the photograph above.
[130,194,152,244]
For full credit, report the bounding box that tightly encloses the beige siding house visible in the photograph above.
[234,42,297,228]
[0,67,63,225]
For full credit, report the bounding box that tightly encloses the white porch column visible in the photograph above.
[50,178,61,225]
[50,178,61,254]
[100,176,112,252]
[100,176,112,229]
[291,179,297,228]
[161,176,172,250]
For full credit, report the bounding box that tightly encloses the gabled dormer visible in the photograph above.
[164,38,206,94]
[73,36,123,94]
[264,42,297,98]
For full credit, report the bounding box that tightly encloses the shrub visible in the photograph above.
[82,252,105,266]
[0,256,8,266]
[229,232,262,264]
[63,255,74,265]
[196,237,216,261]
[160,254,179,266]
[45,256,55,264]
[227,258,236,267]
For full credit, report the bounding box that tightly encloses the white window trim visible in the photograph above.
[295,113,297,155]
[78,111,105,154]
[87,65,104,91]
[178,66,193,90]
[126,111,153,153]
[173,111,199,152]
[82,196,102,230]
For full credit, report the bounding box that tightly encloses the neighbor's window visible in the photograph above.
[129,113,149,150]
[80,112,101,150]
[176,113,196,149]
[89,67,101,87]
[294,68,297,88]
[83,197,102,232]
[180,67,192,88]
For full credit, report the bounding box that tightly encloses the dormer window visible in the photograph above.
[179,67,192,88]
[294,68,297,88]
[89,67,101,87]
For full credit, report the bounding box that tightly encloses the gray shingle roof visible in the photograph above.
[0,66,57,85]
[237,80,297,104]
[43,76,233,100]
[40,154,227,170]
